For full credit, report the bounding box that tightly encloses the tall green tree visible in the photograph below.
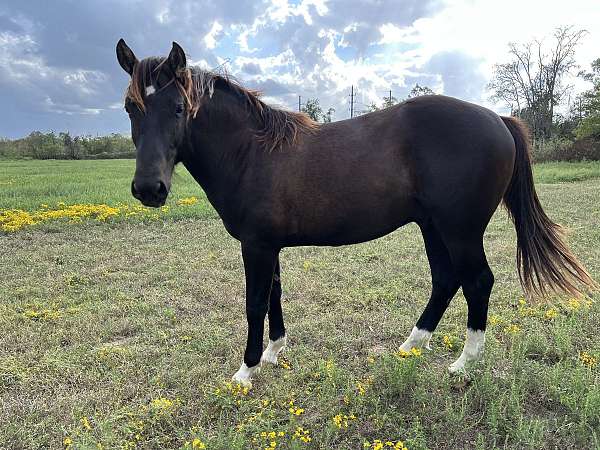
[301,98,323,122]
[575,58,600,139]
[323,108,335,123]
[489,26,586,139]
[408,84,435,98]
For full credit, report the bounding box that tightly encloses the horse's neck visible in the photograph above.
[181,95,262,213]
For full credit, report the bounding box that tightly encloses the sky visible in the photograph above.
[0,0,599,139]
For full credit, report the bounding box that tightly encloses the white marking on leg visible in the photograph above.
[399,326,432,352]
[145,85,156,96]
[449,328,485,374]
[261,335,287,365]
[232,362,260,388]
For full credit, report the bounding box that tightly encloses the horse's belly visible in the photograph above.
[283,194,420,247]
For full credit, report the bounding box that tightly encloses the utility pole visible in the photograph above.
[298,95,302,112]
[350,85,355,118]
[389,90,392,105]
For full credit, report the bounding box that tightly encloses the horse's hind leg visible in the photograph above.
[262,259,287,365]
[443,233,494,373]
[400,221,460,351]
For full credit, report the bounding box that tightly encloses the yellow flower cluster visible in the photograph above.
[488,314,503,326]
[356,375,373,396]
[292,427,311,443]
[288,399,305,416]
[566,297,593,311]
[150,397,176,413]
[356,382,366,396]
[176,196,198,205]
[215,381,250,397]
[442,334,454,350]
[80,416,92,431]
[96,345,130,360]
[580,352,597,368]
[544,308,559,320]
[279,357,291,370]
[1,198,199,232]
[22,307,61,321]
[258,431,286,449]
[364,440,408,450]
[332,413,356,429]
[503,324,521,334]
[183,438,207,449]
[395,348,422,358]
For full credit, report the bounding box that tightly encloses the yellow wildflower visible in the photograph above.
[364,440,408,450]
[150,397,175,413]
[395,347,422,358]
[176,196,198,206]
[580,352,597,368]
[488,315,502,325]
[192,438,206,449]
[289,406,304,416]
[80,416,92,430]
[442,335,454,350]
[566,298,582,311]
[292,427,311,443]
[544,308,559,320]
[333,413,357,429]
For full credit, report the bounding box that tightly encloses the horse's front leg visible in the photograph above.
[232,243,279,388]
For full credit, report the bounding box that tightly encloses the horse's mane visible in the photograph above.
[125,57,319,152]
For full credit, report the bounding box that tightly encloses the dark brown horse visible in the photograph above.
[116,40,596,387]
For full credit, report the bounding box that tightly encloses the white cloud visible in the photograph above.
[204,21,224,50]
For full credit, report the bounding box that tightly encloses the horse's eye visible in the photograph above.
[175,104,184,117]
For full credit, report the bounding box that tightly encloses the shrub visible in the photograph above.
[532,137,600,162]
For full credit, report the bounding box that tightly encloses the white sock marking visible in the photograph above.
[232,362,260,388]
[399,326,432,352]
[449,328,485,374]
[145,85,156,96]
[261,336,287,365]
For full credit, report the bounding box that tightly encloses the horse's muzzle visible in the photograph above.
[131,179,169,207]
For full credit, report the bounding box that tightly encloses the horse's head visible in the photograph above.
[116,39,189,207]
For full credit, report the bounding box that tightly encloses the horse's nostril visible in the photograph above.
[131,181,139,197]
[157,181,168,197]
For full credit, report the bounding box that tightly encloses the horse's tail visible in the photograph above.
[501,116,597,298]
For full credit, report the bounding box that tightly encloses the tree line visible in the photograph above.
[0,132,134,160]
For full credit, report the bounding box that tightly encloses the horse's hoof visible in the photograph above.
[261,336,286,366]
[448,361,466,375]
[232,362,260,388]
[399,327,432,353]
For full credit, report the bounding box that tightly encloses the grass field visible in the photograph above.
[0,159,599,449]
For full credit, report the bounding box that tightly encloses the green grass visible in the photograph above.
[1,159,599,212]
[0,159,212,220]
[532,160,600,184]
[0,160,599,449]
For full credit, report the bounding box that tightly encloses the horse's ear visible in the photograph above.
[167,41,187,75]
[116,38,138,76]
